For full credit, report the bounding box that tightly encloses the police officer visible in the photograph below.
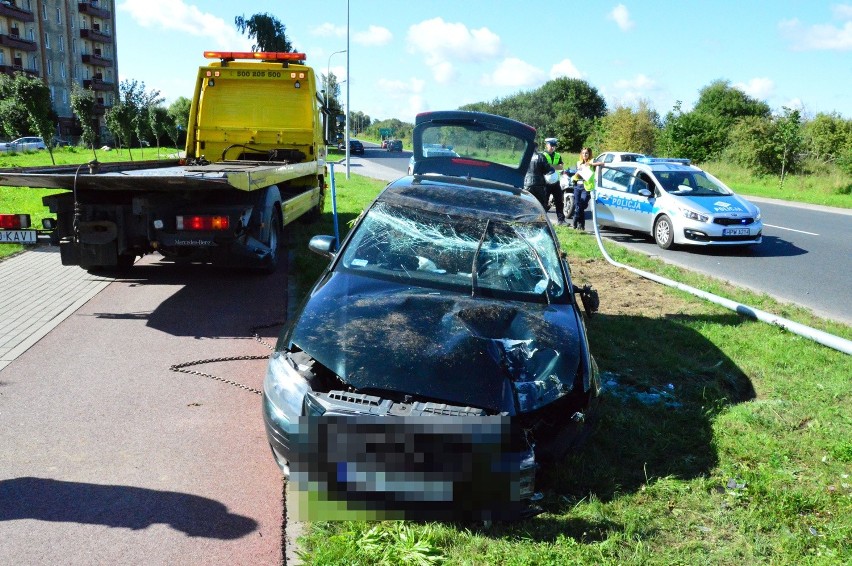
[523,142,551,211]
[571,147,603,230]
[542,138,566,225]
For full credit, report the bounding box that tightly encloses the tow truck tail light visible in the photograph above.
[0,214,31,229]
[176,215,230,231]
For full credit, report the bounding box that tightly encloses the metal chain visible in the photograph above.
[169,321,286,396]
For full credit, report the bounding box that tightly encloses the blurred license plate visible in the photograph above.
[0,230,37,244]
[723,228,749,236]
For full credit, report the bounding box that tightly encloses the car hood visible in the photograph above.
[286,271,583,414]
[673,193,759,216]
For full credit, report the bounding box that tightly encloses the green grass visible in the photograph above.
[702,159,852,209]
[290,173,851,565]
[0,146,181,260]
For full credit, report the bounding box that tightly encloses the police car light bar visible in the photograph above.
[203,51,307,61]
[638,157,692,165]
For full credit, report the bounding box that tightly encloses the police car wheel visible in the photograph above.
[654,215,674,250]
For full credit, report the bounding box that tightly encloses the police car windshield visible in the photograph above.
[657,170,733,197]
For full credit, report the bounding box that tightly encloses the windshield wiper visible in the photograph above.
[470,220,490,297]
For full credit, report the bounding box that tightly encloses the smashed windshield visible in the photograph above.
[340,202,565,300]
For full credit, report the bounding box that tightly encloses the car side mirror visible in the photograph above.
[308,235,337,258]
[638,188,653,198]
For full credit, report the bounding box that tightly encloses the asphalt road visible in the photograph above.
[352,144,851,325]
[1,253,290,565]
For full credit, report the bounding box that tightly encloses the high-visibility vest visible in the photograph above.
[543,151,561,166]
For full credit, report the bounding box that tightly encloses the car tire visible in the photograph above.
[563,193,574,219]
[654,215,675,249]
[258,210,281,274]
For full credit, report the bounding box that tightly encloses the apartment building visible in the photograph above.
[0,0,119,137]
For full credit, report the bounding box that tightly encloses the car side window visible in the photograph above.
[630,176,650,195]
[601,168,631,192]
[634,173,655,195]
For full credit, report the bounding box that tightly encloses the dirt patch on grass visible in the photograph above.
[568,257,701,318]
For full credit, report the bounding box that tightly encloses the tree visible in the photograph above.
[666,79,773,160]
[802,112,852,164]
[0,74,30,139]
[658,101,728,163]
[460,78,606,152]
[322,71,344,142]
[104,79,162,159]
[11,73,58,164]
[104,102,135,158]
[168,96,191,131]
[693,79,771,128]
[725,115,777,174]
[774,107,803,188]
[596,101,658,155]
[724,108,803,186]
[167,96,192,148]
[234,13,294,52]
[70,84,99,159]
[148,106,170,157]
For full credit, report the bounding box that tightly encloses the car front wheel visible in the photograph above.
[654,215,674,249]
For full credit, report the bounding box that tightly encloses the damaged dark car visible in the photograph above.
[262,111,600,521]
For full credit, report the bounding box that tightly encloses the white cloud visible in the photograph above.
[779,13,852,50]
[780,98,805,113]
[833,4,852,19]
[614,74,657,91]
[407,18,502,81]
[354,25,393,46]
[328,65,347,82]
[377,78,425,95]
[607,74,659,107]
[550,59,583,79]
[404,95,429,118]
[483,58,546,88]
[608,4,635,31]
[733,77,775,100]
[312,23,347,38]
[432,62,456,84]
[118,0,250,49]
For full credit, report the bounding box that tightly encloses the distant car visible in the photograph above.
[407,146,461,175]
[0,137,46,152]
[262,110,600,521]
[594,157,763,249]
[386,139,403,152]
[349,139,364,155]
[381,139,389,149]
[53,138,73,147]
[594,151,645,164]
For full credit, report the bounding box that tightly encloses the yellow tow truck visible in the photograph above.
[0,51,329,273]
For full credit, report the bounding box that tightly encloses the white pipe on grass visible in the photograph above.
[588,196,851,356]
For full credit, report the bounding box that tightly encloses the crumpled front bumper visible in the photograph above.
[263,393,538,521]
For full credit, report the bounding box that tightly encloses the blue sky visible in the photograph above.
[115,1,852,123]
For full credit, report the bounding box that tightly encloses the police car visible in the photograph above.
[594,157,763,249]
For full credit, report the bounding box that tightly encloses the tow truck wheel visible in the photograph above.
[302,178,325,223]
[115,253,136,271]
[259,212,282,274]
[86,253,136,274]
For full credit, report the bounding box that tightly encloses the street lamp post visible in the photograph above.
[325,49,347,147]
